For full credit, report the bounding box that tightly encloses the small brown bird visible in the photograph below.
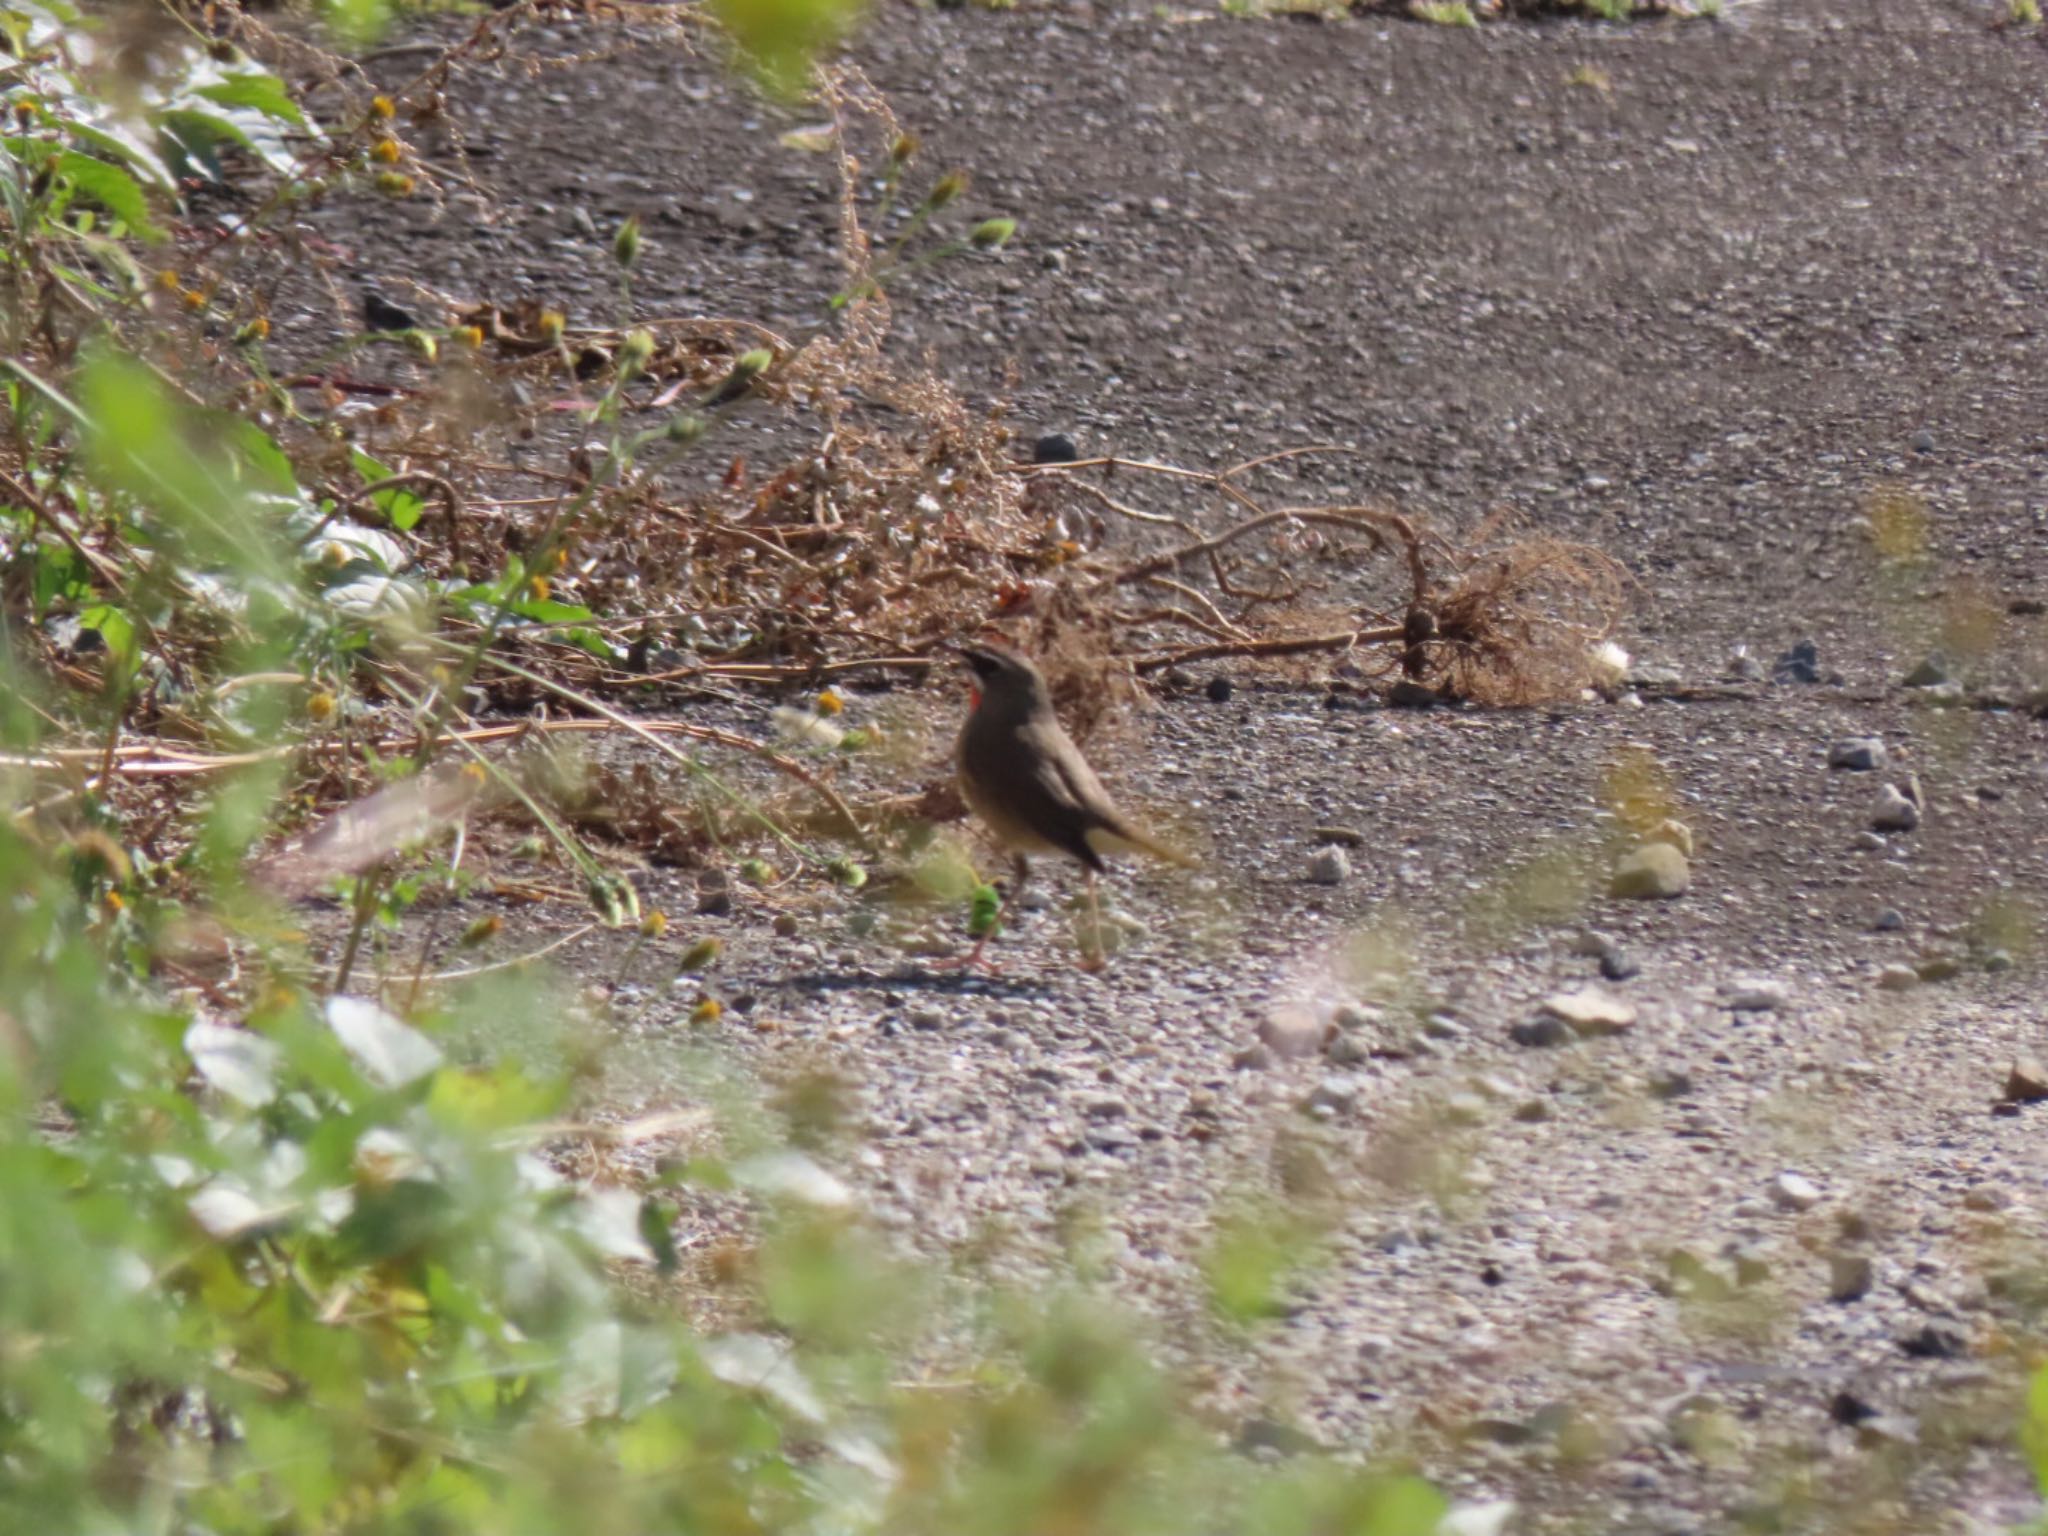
[952,641,1194,967]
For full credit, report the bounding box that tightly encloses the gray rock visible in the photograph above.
[1541,987,1637,1037]
[1876,964,1919,992]
[1773,638,1822,684]
[1871,785,1920,832]
[1600,948,1642,982]
[1902,655,1950,688]
[1771,1172,1823,1211]
[1510,1016,1574,1049]
[2003,1057,2048,1103]
[1326,1032,1371,1066]
[1572,928,1620,960]
[1873,908,1905,931]
[1724,979,1790,1012]
[1828,737,1886,771]
[1985,948,2015,972]
[1258,1006,1329,1060]
[1306,846,1352,886]
[1305,1075,1363,1115]
[1612,843,1690,899]
[1332,1002,1380,1032]
[1829,1252,1875,1302]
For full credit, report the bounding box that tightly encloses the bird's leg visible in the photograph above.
[938,854,1028,972]
[1076,869,1108,972]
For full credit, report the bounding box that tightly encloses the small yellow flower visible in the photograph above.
[638,909,668,938]
[102,890,125,914]
[306,689,336,722]
[455,324,485,349]
[370,94,397,120]
[815,688,844,716]
[235,316,270,344]
[528,574,550,601]
[545,546,569,573]
[371,137,403,165]
[689,997,723,1026]
[459,761,488,787]
[181,288,208,311]
[536,310,566,344]
[374,171,415,197]
[155,267,182,292]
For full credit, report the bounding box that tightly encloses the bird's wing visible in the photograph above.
[1027,720,1198,868]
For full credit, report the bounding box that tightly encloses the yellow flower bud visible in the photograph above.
[370,95,397,119]
[374,171,415,197]
[371,137,403,165]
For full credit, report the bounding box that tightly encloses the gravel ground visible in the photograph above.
[305,0,2048,1528]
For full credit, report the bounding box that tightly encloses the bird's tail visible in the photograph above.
[1088,821,1201,869]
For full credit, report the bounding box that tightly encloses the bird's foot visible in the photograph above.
[933,935,1002,973]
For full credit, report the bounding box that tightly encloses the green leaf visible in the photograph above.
[64,121,176,191]
[53,152,161,243]
[194,72,306,128]
[157,107,257,182]
[76,603,136,665]
[351,448,424,530]
[2025,1363,2048,1493]
[510,598,595,625]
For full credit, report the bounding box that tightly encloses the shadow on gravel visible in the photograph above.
[779,969,1054,1000]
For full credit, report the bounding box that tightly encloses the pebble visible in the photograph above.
[1872,963,1918,992]
[1853,831,1889,852]
[1771,1172,1823,1211]
[1901,655,1950,688]
[1649,1069,1695,1099]
[1772,638,1822,684]
[1306,1075,1363,1115]
[1829,1252,1875,1302]
[1611,843,1690,899]
[1312,825,1366,847]
[1871,785,1920,832]
[909,1008,945,1030]
[1541,987,1637,1037]
[1205,675,1234,703]
[1898,1323,1968,1359]
[1327,1032,1372,1066]
[2003,1057,2048,1103]
[1510,1016,1573,1049]
[1723,979,1790,1012]
[1915,955,1962,983]
[1258,1006,1329,1060]
[1307,846,1352,886]
[1572,928,1619,960]
[1828,737,1886,771]
[1031,432,1078,464]
[1600,948,1641,981]
[771,912,800,938]
[1332,1002,1380,1032]
[1645,819,1694,858]
[1513,1098,1553,1123]
[1873,908,1905,931]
